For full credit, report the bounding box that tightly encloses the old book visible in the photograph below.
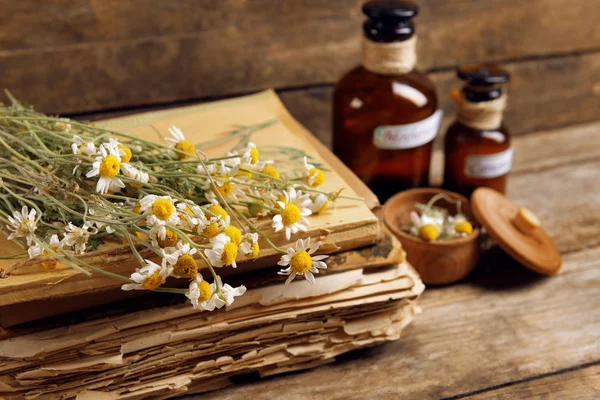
[0,91,381,325]
[0,262,423,399]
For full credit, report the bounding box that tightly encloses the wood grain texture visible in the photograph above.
[469,364,600,399]
[189,123,600,400]
[1,0,599,116]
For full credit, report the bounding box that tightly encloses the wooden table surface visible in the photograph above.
[185,120,600,399]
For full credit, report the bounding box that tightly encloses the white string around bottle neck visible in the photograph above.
[362,35,417,75]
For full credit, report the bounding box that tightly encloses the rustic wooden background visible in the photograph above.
[2,1,599,398]
[2,0,600,147]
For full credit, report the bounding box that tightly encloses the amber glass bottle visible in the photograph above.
[333,0,440,202]
[444,64,512,197]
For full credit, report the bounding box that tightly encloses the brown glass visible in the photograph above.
[443,122,511,197]
[333,67,438,202]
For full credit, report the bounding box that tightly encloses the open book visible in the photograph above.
[0,91,382,326]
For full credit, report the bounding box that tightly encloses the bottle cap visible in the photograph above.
[471,188,561,275]
[457,64,510,86]
[363,0,419,20]
[362,0,419,42]
[457,64,510,102]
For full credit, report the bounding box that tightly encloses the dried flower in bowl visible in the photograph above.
[407,194,474,242]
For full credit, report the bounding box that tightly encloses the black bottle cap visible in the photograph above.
[362,1,419,43]
[457,64,510,103]
[457,64,510,87]
[363,0,419,20]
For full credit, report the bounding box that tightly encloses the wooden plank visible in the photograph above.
[193,128,600,399]
[468,364,600,399]
[1,0,600,115]
[197,250,600,399]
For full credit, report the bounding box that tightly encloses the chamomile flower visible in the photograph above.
[121,259,173,291]
[272,187,312,240]
[121,163,149,188]
[197,215,228,238]
[186,273,213,310]
[205,233,238,268]
[71,135,96,156]
[206,203,229,220]
[28,234,62,269]
[239,232,260,258]
[86,143,125,194]
[163,242,199,279]
[309,193,329,214]
[139,195,180,239]
[260,162,280,179]
[28,234,60,258]
[277,237,328,285]
[148,225,180,249]
[303,156,325,187]
[410,210,444,242]
[240,142,260,166]
[215,276,246,307]
[61,222,94,254]
[206,177,244,202]
[446,214,473,237]
[176,201,207,231]
[166,125,195,160]
[6,206,38,245]
[199,159,238,177]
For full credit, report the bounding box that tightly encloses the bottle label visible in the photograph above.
[373,110,443,150]
[464,147,514,178]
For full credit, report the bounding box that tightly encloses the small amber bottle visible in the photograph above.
[444,64,512,197]
[333,0,441,202]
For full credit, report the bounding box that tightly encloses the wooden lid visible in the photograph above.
[471,188,561,275]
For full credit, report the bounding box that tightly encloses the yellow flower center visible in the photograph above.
[118,144,132,163]
[157,229,178,248]
[224,225,242,245]
[142,270,164,290]
[290,250,312,274]
[207,204,228,220]
[262,164,280,179]
[250,147,259,164]
[281,203,301,226]
[198,280,212,302]
[129,182,143,189]
[455,221,473,235]
[213,179,233,197]
[152,198,174,221]
[419,224,439,242]
[247,242,260,258]
[175,139,195,159]
[174,254,198,279]
[237,169,252,179]
[203,222,219,238]
[99,155,120,178]
[221,242,238,266]
[307,168,325,187]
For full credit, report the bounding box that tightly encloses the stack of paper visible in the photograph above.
[0,92,424,398]
[0,250,422,399]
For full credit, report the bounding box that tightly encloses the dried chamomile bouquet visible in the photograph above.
[0,94,358,311]
[408,194,474,242]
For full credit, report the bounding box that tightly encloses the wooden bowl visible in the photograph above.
[383,188,480,285]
